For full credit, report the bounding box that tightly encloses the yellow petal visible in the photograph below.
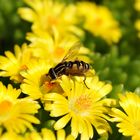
[18,8,36,22]
[44,93,67,104]
[57,129,65,140]
[71,116,78,138]
[54,114,71,130]
[85,119,94,139]
[20,114,40,124]
[41,128,56,140]
[50,104,68,117]
[66,135,75,140]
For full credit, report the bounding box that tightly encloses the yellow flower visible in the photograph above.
[0,132,24,140]
[111,92,140,140]
[135,19,140,31]
[134,0,140,11]
[77,2,121,44]
[0,128,75,140]
[43,76,115,140]
[20,60,56,99]
[135,19,140,38]
[0,44,35,83]
[26,28,90,65]
[18,0,83,37]
[26,30,79,64]
[25,128,75,140]
[0,82,40,133]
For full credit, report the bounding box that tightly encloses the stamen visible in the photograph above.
[70,95,92,116]
[54,47,65,58]
[0,100,12,115]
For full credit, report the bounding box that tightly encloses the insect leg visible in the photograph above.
[83,75,90,89]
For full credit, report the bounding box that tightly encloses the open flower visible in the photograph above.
[20,60,63,100]
[0,125,75,140]
[77,2,121,44]
[20,60,52,100]
[134,0,140,11]
[25,28,90,65]
[0,44,35,83]
[0,132,24,140]
[111,92,140,140]
[135,19,140,38]
[25,128,75,140]
[0,82,40,133]
[18,0,83,37]
[43,76,115,140]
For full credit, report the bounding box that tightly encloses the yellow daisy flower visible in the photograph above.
[77,2,121,44]
[134,0,140,11]
[0,82,40,133]
[26,28,90,65]
[18,0,83,37]
[0,43,35,83]
[0,132,24,140]
[135,19,140,30]
[25,128,75,140]
[111,92,140,140]
[20,60,58,99]
[43,76,115,140]
[135,19,140,38]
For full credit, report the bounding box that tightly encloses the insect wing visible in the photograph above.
[62,42,81,62]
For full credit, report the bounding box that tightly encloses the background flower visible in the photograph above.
[77,2,121,44]
[0,132,24,140]
[20,60,51,99]
[25,128,75,140]
[0,44,35,83]
[18,0,83,37]
[111,92,140,140]
[0,82,40,133]
[25,28,90,65]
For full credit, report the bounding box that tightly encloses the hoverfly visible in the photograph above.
[47,42,90,88]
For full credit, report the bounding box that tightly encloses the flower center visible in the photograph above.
[48,15,58,26]
[54,47,65,58]
[41,80,55,94]
[41,79,63,94]
[0,100,12,115]
[42,81,55,92]
[71,95,92,116]
[95,17,103,26]
[20,65,28,71]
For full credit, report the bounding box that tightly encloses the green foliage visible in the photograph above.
[0,0,30,54]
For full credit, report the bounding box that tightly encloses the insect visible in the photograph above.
[47,42,90,88]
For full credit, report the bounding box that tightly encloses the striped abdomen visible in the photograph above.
[48,60,90,80]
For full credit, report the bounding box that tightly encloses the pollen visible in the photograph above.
[95,17,102,26]
[46,81,55,89]
[0,100,12,115]
[54,47,65,58]
[20,65,28,71]
[72,95,92,115]
[41,81,55,93]
[48,15,58,25]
